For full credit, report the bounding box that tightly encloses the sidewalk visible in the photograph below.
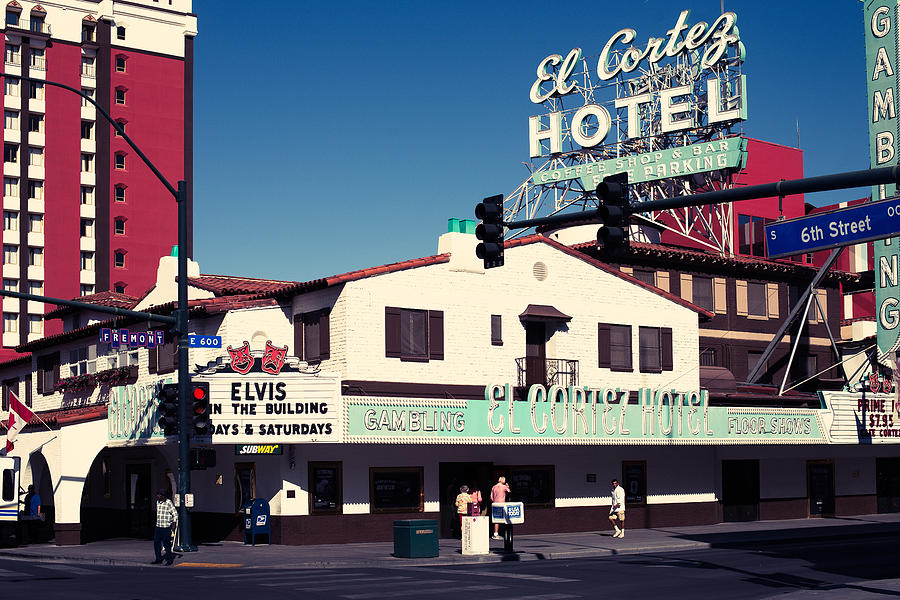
[1,513,899,569]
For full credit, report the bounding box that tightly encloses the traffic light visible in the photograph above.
[475,194,505,269]
[157,383,179,436]
[190,381,212,435]
[190,447,217,470]
[595,173,631,254]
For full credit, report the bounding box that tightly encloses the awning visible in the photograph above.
[518,304,572,323]
[700,366,736,394]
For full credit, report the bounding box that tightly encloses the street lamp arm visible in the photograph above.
[0,71,179,199]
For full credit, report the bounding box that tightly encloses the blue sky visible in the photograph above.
[191,0,867,282]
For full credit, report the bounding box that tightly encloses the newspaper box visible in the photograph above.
[491,502,524,525]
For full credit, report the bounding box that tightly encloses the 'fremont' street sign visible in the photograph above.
[765,197,900,259]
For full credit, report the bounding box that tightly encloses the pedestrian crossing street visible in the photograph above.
[192,567,582,599]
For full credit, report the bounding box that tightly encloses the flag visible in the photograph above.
[5,391,34,453]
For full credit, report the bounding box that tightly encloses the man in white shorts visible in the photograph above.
[609,478,625,538]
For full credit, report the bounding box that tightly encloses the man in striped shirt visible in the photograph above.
[152,489,178,565]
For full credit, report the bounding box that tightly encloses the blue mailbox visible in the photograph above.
[243,498,270,545]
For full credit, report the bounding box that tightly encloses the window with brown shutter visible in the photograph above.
[638,327,673,373]
[36,352,59,395]
[1,378,16,411]
[491,315,503,346]
[428,311,443,360]
[599,323,632,371]
[660,327,673,371]
[149,338,176,375]
[385,307,443,362]
[295,310,331,362]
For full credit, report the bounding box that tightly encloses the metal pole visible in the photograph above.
[175,180,194,551]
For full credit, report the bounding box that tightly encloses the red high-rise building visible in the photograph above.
[0,0,196,356]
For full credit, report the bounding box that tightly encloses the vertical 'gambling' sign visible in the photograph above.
[866,2,900,364]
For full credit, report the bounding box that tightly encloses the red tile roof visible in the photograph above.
[45,291,140,319]
[16,296,278,352]
[189,274,306,296]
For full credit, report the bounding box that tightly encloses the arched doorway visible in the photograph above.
[23,451,53,542]
[81,446,174,543]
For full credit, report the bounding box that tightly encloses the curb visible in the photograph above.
[0,523,898,570]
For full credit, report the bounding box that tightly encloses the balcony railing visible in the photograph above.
[516,357,579,388]
[5,18,51,35]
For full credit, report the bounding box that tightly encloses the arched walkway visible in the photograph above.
[80,446,174,543]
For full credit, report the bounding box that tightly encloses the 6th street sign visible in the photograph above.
[765,197,900,259]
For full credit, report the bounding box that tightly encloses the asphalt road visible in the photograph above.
[2,535,899,599]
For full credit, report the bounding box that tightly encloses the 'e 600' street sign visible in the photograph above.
[765,197,900,259]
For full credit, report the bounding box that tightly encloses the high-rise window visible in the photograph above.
[27,281,42,296]
[80,218,94,238]
[80,251,94,270]
[3,313,17,333]
[114,186,126,203]
[29,49,45,71]
[5,10,18,27]
[114,218,126,235]
[4,79,18,97]
[81,88,94,107]
[114,120,126,136]
[116,26,126,40]
[27,114,43,133]
[28,82,44,100]
[4,44,19,65]
[28,247,42,266]
[27,147,42,167]
[28,315,42,335]
[2,211,17,231]
[28,214,42,233]
[115,88,126,105]
[114,153,126,170]
[81,186,94,205]
[27,181,42,200]
[3,144,17,163]
[81,24,95,43]
[2,280,16,292]
[2,246,17,265]
[3,178,18,197]
[81,154,94,173]
[115,56,126,72]
[30,15,45,34]
[81,121,93,140]
[80,284,94,296]
[81,56,95,78]
[114,251,126,268]
[4,110,19,130]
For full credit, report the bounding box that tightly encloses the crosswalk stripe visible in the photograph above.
[39,564,102,575]
[295,578,455,594]
[261,575,410,588]
[405,567,577,583]
[196,570,363,580]
[488,595,579,600]
[342,584,503,599]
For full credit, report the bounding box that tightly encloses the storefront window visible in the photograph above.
[622,461,647,506]
[506,465,554,507]
[309,462,342,514]
[370,467,423,513]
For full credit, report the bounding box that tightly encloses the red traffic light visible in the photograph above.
[192,386,206,401]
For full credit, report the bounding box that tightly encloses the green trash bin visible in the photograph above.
[393,519,439,558]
